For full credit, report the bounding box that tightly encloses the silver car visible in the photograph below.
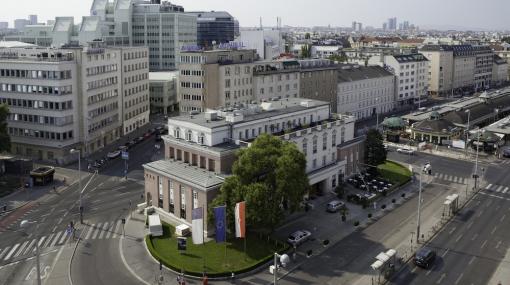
[287,230,312,246]
[397,148,415,155]
[326,200,346,213]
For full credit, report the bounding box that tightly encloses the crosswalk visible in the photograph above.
[0,219,123,264]
[498,159,510,165]
[433,173,466,184]
[484,184,510,194]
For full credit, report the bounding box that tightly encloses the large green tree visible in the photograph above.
[300,44,311,58]
[209,134,309,233]
[328,53,348,63]
[0,104,10,153]
[364,129,387,168]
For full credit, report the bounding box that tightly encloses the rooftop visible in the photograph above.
[143,160,225,191]
[393,53,428,63]
[337,65,393,83]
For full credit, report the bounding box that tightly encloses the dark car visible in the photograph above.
[414,247,436,268]
[502,147,510,158]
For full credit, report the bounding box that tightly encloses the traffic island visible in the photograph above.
[146,223,289,278]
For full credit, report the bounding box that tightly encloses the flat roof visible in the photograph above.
[143,160,225,191]
[149,71,178,81]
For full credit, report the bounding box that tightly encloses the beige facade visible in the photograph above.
[492,55,509,86]
[420,49,454,96]
[452,55,475,90]
[149,71,178,114]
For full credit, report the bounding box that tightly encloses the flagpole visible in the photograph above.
[202,205,206,275]
[225,204,228,269]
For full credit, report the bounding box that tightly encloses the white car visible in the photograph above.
[397,148,415,155]
[287,230,312,247]
[107,150,121,159]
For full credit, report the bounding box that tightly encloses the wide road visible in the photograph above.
[391,157,510,285]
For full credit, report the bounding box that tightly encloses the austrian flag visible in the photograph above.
[235,201,246,238]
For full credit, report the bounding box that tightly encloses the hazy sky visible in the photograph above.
[1,0,508,30]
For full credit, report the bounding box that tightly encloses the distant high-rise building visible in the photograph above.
[14,19,29,30]
[0,22,8,29]
[29,15,38,25]
[357,22,363,32]
[387,17,397,30]
[189,11,236,47]
[382,22,388,31]
[352,21,357,31]
[403,21,410,30]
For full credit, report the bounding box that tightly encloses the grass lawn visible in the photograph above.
[377,160,412,186]
[146,223,288,277]
[0,175,20,198]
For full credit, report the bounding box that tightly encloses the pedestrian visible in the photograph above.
[373,201,377,210]
[231,272,235,284]
[202,274,208,285]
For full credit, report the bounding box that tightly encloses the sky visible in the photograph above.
[1,0,508,31]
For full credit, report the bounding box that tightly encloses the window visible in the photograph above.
[193,190,198,209]
[186,130,192,141]
[302,138,308,156]
[340,127,345,143]
[332,130,337,147]
[322,133,328,150]
[174,127,180,138]
[180,185,186,219]
[312,136,318,154]
[313,159,317,168]
[322,155,326,166]
[168,180,174,213]
[198,133,205,145]
[158,177,163,208]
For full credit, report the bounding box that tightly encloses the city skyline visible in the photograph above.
[0,0,508,31]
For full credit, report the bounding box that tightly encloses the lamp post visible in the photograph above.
[272,253,290,285]
[473,128,484,191]
[464,109,471,157]
[20,220,41,285]
[416,168,423,244]
[70,149,83,224]
[494,108,500,123]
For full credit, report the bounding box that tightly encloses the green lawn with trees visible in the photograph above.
[146,223,288,277]
[377,161,412,186]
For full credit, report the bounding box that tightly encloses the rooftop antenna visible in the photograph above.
[260,17,262,29]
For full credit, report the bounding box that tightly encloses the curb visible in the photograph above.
[68,225,87,285]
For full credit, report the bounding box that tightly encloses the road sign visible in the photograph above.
[122,151,129,160]
[177,237,187,251]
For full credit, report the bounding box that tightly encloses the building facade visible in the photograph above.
[336,65,395,120]
[420,45,454,97]
[149,71,178,114]
[189,11,235,48]
[298,59,338,112]
[492,55,509,87]
[236,28,285,60]
[368,53,429,107]
[143,98,356,235]
[252,61,300,103]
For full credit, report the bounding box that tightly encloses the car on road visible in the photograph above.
[414,247,436,268]
[136,136,144,143]
[397,148,415,155]
[502,147,510,158]
[326,200,346,213]
[287,230,312,246]
[118,145,128,152]
[107,150,121,159]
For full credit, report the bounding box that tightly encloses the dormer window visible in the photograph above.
[198,133,205,145]
[186,130,193,141]
[174,127,180,139]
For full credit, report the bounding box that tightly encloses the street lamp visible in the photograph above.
[464,109,471,157]
[272,252,290,285]
[416,163,427,244]
[473,128,485,191]
[20,220,41,285]
[70,149,83,224]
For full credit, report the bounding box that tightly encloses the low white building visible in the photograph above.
[236,28,285,60]
[337,65,396,120]
[311,45,343,59]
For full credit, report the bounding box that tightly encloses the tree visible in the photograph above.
[0,104,10,153]
[305,33,311,40]
[502,37,510,44]
[300,44,311,58]
[364,129,387,168]
[210,134,309,233]
[328,53,348,63]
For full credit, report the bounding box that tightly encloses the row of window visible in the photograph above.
[124,94,149,109]
[180,70,204,76]
[225,66,251,76]
[340,79,393,92]
[123,50,148,61]
[86,64,118,77]
[88,89,118,105]
[258,73,299,83]
[0,98,73,110]
[87,77,118,91]
[87,53,116,63]
[88,114,119,134]
[155,177,200,219]
[225,78,252,88]
[124,73,148,85]
[224,89,252,100]
[8,113,73,126]
[181,94,202,101]
[89,102,119,119]
[258,84,297,95]
[125,105,149,121]
[1,83,72,95]
[124,62,148,73]
[8,127,73,141]
[180,55,206,64]
[0,69,72,80]
[124,83,148,97]
[180,82,203,89]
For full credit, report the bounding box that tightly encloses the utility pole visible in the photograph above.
[416,170,422,244]
[464,110,471,158]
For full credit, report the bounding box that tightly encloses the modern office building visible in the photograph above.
[178,49,258,112]
[189,11,235,47]
[0,42,149,164]
[492,55,509,87]
[420,45,454,97]
[236,28,285,60]
[143,98,356,235]
[298,59,338,112]
[14,19,30,31]
[337,65,396,120]
[149,71,179,114]
[29,15,38,25]
[368,53,429,107]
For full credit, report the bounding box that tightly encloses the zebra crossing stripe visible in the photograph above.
[58,231,68,244]
[14,241,30,258]
[112,220,121,238]
[98,222,109,239]
[503,187,509,194]
[22,239,36,256]
[38,236,46,248]
[92,223,102,239]
[486,184,493,190]
[43,233,54,248]
[4,243,20,260]
[460,177,465,184]
[105,222,115,239]
[84,225,94,240]
[0,247,9,259]
[496,186,504,193]
[50,231,63,247]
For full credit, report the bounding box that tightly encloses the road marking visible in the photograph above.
[0,247,10,259]
[57,230,68,244]
[495,186,504,192]
[436,273,446,284]
[98,182,104,187]
[455,235,462,242]
[411,267,417,273]
[425,265,435,276]
[486,184,493,190]
[477,210,484,217]
[471,233,478,241]
[57,218,63,225]
[468,256,476,265]
[62,211,69,218]
[4,243,20,260]
[43,234,54,248]
[442,248,449,257]
[449,227,456,234]
[38,236,46,248]
[22,239,36,255]
[112,220,121,238]
[50,231,63,247]
[501,215,506,222]
[503,187,509,194]
[496,241,502,249]
[491,226,498,235]
[454,273,464,285]
[51,226,57,233]
[467,221,473,229]
[481,240,488,249]
[98,222,109,239]
[84,226,93,240]
[105,222,115,239]
[14,241,30,258]
[92,223,102,239]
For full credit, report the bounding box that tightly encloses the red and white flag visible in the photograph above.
[235,201,246,238]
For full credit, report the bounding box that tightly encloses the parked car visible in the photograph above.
[397,148,415,155]
[502,147,510,158]
[414,247,436,268]
[326,200,346,213]
[118,145,128,152]
[287,230,312,246]
[107,150,121,159]
[136,136,144,143]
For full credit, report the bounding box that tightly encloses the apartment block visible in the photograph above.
[178,49,258,112]
[368,53,429,106]
[149,71,178,114]
[298,59,338,112]
[252,60,300,103]
[473,45,493,91]
[0,43,149,164]
[419,45,454,96]
[492,55,509,87]
[337,65,396,120]
[143,98,356,235]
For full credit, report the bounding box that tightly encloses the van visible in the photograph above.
[326,200,345,213]
[148,214,163,237]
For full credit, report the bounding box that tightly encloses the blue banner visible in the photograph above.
[214,206,226,243]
